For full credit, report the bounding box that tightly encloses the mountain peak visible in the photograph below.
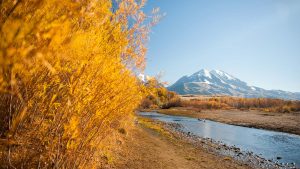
[190,69,237,81]
[192,69,211,79]
[210,69,236,80]
[168,69,300,100]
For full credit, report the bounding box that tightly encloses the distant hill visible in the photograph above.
[168,69,300,100]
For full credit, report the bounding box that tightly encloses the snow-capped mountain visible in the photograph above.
[168,69,300,100]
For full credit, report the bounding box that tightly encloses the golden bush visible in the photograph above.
[0,0,157,168]
[139,78,179,109]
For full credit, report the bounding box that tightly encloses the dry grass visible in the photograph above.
[137,117,174,139]
[180,97,300,113]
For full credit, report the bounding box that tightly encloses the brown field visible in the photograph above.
[180,95,300,113]
[180,94,231,100]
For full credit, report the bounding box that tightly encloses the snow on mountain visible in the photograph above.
[168,69,300,100]
[210,70,235,80]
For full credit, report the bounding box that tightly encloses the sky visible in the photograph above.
[143,0,300,92]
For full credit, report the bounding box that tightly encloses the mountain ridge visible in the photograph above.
[167,69,300,100]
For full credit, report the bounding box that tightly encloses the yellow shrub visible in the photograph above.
[0,0,153,168]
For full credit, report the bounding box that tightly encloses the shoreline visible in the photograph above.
[158,119,298,169]
[109,117,253,169]
[144,108,300,136]
[105,110,300,169]
[136,114,299,169]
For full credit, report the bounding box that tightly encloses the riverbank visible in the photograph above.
[154,108,300,135]
[106,117,251,169]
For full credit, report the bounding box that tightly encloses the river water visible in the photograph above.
[139,112,300,167]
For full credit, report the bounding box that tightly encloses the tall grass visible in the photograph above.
[0,0,156,168]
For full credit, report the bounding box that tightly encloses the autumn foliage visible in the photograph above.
[139,78,180,109]
[0,0,157,168]
[177,96,300,113]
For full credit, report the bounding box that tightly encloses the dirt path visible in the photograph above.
[111,124,251,169]
[158,108,300,135]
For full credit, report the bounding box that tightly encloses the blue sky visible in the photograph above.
[143,0,300,92]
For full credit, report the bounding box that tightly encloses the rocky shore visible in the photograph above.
[157,121,299,169]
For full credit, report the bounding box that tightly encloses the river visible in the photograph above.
[140,112,300,168]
